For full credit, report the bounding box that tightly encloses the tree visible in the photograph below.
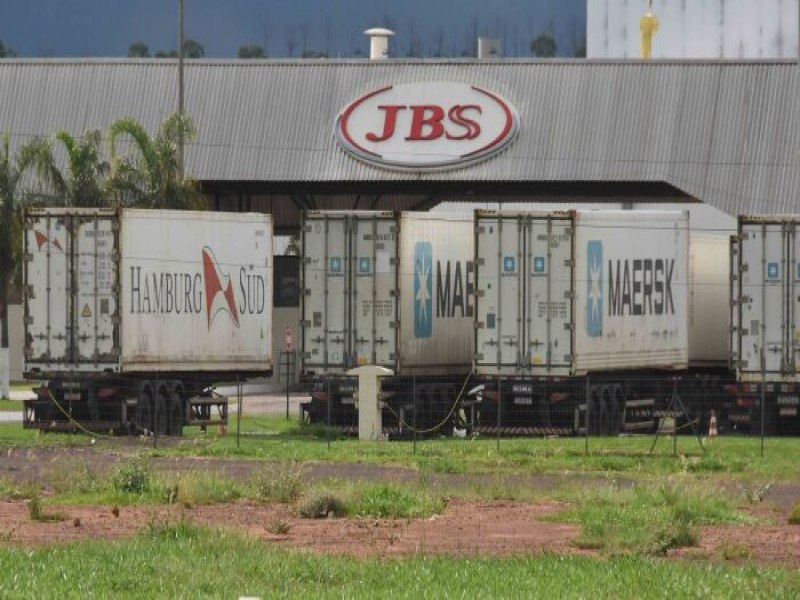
[0,134,39,398]
[182,39,204,59]
[238,44,265,59]
[0,41,16,58]
[155,50,178,58]
[530,33,557,58]
[25,129,110,208]
[301,49,327,59]
[108,114,205,210]
[128,42,150,58]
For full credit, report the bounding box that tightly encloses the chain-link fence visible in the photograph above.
[15,365,798,456]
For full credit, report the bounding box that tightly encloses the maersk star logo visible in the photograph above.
[767,262,779,279]
[533,256,545,273]
[587,241,603,337]
[503,256,515,273]
[329,257,342,273]
[359,257,371,273]
[414,242,433,338]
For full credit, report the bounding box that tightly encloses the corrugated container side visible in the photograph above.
[735,215,800,381]
[688,234,731,365]
[572,210,689,374]
[119,209,272,372]
[398,212,474,374]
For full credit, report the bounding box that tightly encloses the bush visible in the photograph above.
[252,463,304,503]
[297,491,346,519]
[789,503,800,525]
[112,461,152,495]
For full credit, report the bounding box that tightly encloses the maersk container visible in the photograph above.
[24,208,273,375]
[301,211,474,376]
[474,210,689,377]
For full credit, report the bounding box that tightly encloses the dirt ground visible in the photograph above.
[1,445,799,566]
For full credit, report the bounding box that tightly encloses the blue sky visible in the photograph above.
[1,0,585,58]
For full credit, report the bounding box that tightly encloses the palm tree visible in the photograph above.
[0,133,40,397]
[108,113,205,210]
[26,129,110,208]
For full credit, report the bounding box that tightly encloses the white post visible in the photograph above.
[0,347,9,400]
[347,365,394,441]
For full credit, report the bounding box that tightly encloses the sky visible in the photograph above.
[0,0,585,58]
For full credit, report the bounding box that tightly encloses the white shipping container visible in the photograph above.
[475,210,689,376]
[301,211,474,375]
[24,208,273,375]
[733,216,800,382]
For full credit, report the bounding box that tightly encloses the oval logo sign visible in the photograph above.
[336,82,519,171]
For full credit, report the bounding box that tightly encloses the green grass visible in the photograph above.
[547,479,752,555]
[0,398,22,411]
[3,415,800,481]
[0,523,797,598]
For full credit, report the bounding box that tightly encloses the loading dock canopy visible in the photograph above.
[1,59,797,230]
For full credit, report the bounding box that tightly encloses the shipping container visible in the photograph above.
[474,210,690,377]
[23,207,273,434]
[729,215,800,433]
[688,234,730,366]
[301,211,473,375]
[300,210,474,430]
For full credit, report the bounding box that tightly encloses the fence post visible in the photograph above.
[496,377,501,452]
[413,375,417,455]
[236,373,241,449]
[760,378,766,457]
[285,351,291,421]
[327,378,332,451]
[153,372,158,450]
[584,376,590,455]
[672,378,678,458]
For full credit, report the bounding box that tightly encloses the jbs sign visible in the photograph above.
[336,82,519,170]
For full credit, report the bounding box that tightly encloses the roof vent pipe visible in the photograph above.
[364,27,395,59]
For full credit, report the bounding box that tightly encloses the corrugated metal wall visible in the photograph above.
[0,58,797,216]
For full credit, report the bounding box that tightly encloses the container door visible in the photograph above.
[350,215,398,368]
[524,216,572,370]
[475,215,524,369]
[302,215,349,370]
[74,215,118,364]
[24,213,72,366]
[739,222,787,374]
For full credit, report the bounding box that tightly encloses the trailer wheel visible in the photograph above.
[610,384,624,435]
[137,385,153,433]
[599,386,612,436]
[589,386,601,435]
[168,390,184,437]
[154,388,169,436]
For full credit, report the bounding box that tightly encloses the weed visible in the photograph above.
[28,495,66,523]
[112,460,152,495]
[297,491,347,519]
[266,519,290,535]
[649,520,699,556]
[720,542,752,561]
[742,481,772,504]
[0,478,37,501]
[252,462,304,503]
[143,514,198,540]
[352,483,444,519]
[173,473,241,507]
[789,503,800,525]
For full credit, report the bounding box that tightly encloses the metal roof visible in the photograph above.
[0,58,798,216]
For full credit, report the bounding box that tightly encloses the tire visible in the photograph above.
[610,384,624,435]
[137,385,153,433]
[168,391,184,437]
[599,386,611,436]
[154,390,168,436]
